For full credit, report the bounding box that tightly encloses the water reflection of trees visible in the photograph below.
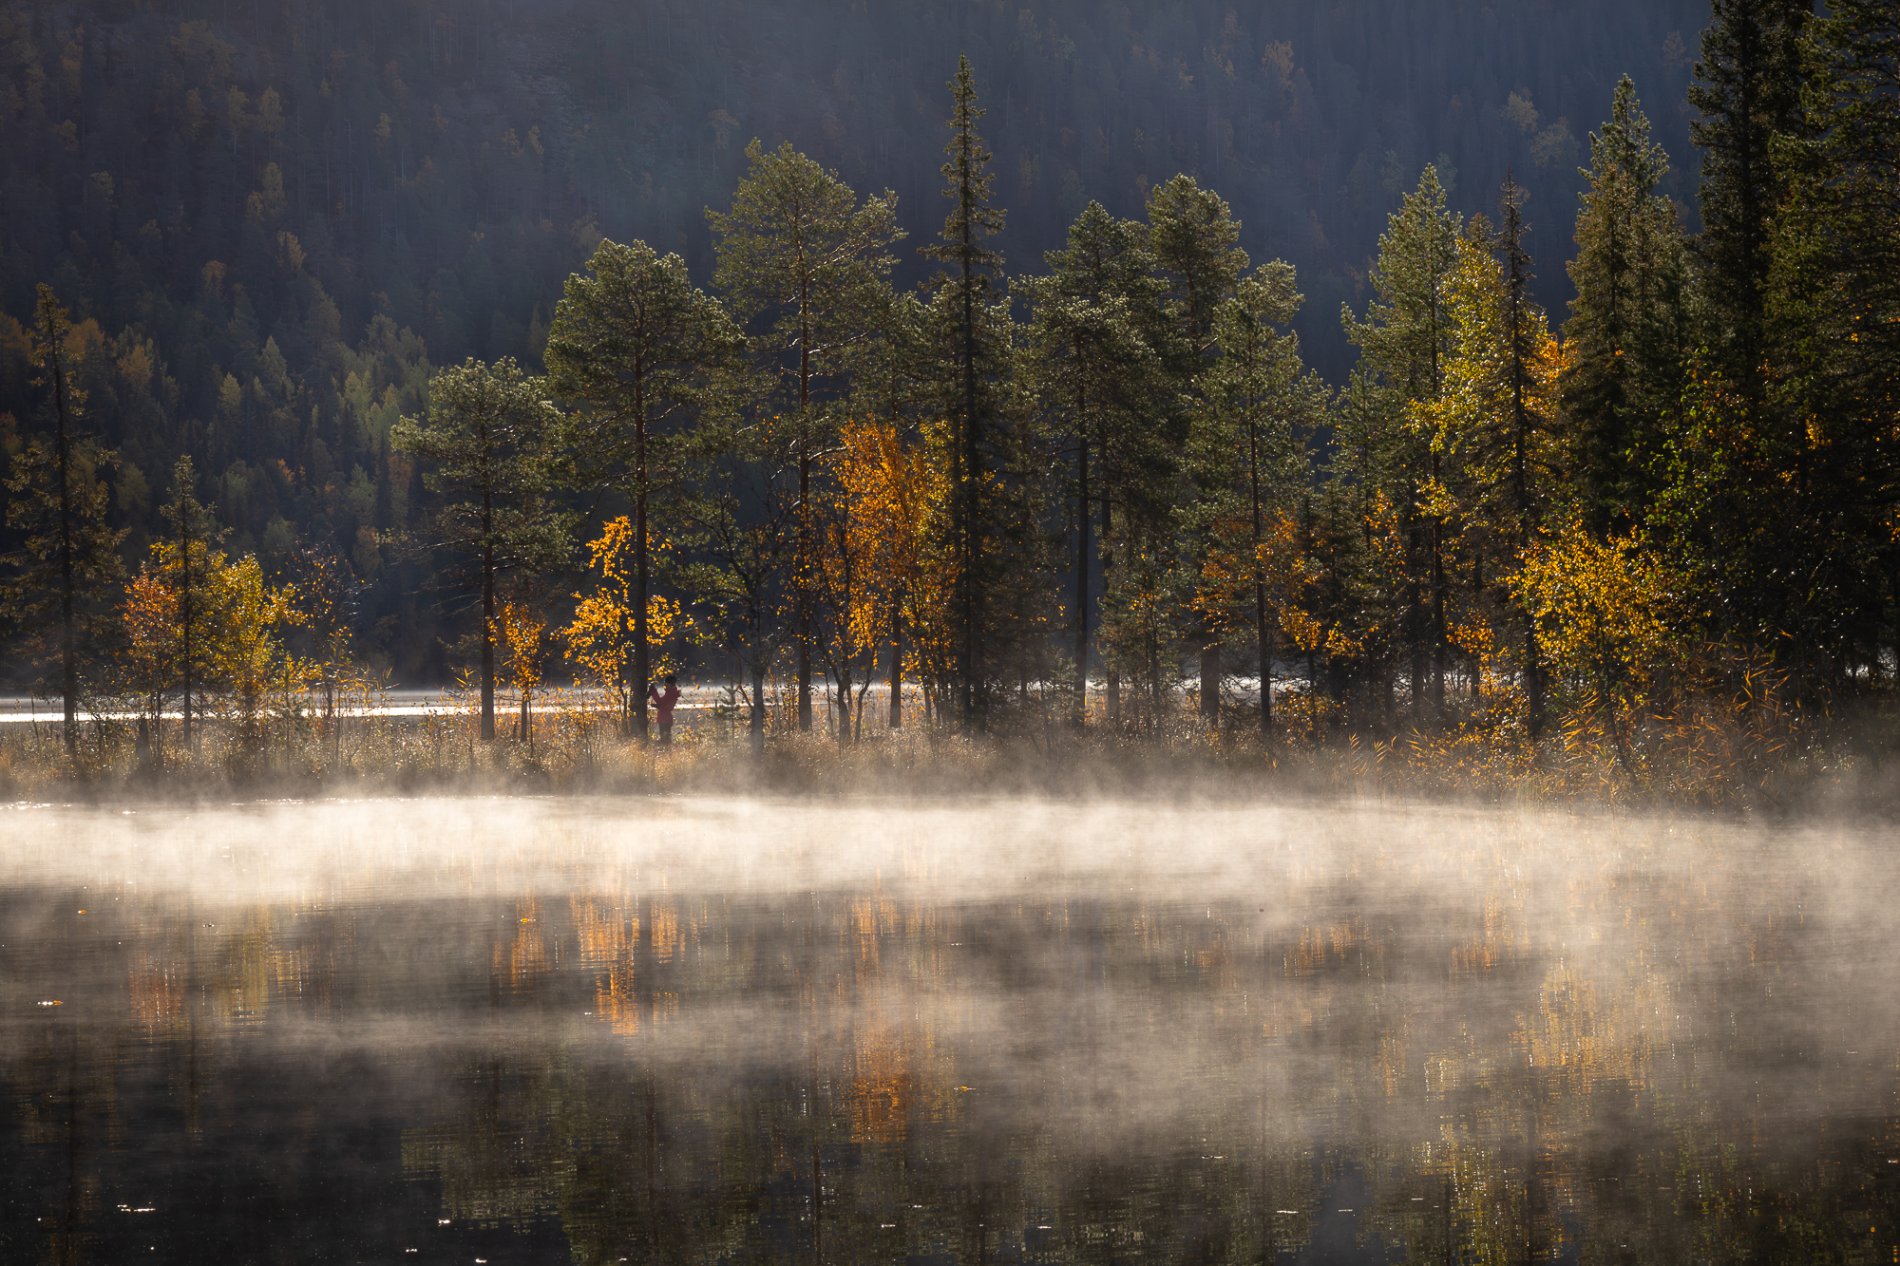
[0,869,1896,1264]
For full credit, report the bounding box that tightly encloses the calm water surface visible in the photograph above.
[2,796,1896,1264]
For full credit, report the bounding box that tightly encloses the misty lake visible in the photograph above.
[2,796,1895,1264]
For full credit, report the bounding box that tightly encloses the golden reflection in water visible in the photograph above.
[4,801,1898,1264]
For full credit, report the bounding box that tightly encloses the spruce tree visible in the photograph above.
[1689,0,1810,398]
[1147,174,1250,351]
[921,55,1007,731]
[1020,203,1178,727]
[2,285,126,760]
[1186,262,1325,737]
[1341,167,1461,723]
[1763,0,1900,680]
[1147,174,1250,721]
[1562,77,1689,536]
[158,456,221,752]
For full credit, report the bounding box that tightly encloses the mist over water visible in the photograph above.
[3,796,1897,1262]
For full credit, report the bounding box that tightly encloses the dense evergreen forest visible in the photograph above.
[2,0,1896,793]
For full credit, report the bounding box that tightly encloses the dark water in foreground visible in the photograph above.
[2,797,1896,1264]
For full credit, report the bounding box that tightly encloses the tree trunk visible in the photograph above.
[1101,494,1119,726]
[888,604,904,730]
[1429,456,1447,725]
[797,447,813,734]
[1258,614,1273,740]
[796,294,814,734]
[180,498,195,752]
[43,301,78,761]
[1249,414,1270,741]
[1200,641,1221,728]
[482,482,497,741]
[959,222,980,735]
[632,394,651,743]
[1073,431,1090,729]
[749,662,766,755]
[836,669,852,747]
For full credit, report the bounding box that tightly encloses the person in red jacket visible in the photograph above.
[648,674,681,745]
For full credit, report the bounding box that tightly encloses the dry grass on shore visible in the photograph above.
[1,683,1893,818]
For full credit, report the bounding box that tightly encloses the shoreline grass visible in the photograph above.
[2,684,1893,821]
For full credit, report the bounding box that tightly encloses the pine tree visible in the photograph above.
[158,456,221,751]
[1562,77,1690,536]
[1185,262,1326,737]
[392,359,568,741]
[1498,177,1560,737]
[1763,0,1900,680]
[1147,174,1250,351]
[1341,167,1461,723]
[1020,202,1178,727]
[546,238,745,739]
[1689,0,1810,399]
[1147,173,1251,722]
[921,55,1007,731]
[707,140,903,733]
[2,285,126,760]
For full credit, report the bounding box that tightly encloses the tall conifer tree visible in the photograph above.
[708,141,902,733]
[922,55,1007,730]
[3,285,125,760]
[1147,174,1251,722]
[1562,77,1689,535]
[1689,0,1810,398]
[393,359,568,741]
[1186,262,1325,737]
[1764,0,1900,679]
[1342,167,1461,722]
[1021,204,1177,727]
[546,239,745,739]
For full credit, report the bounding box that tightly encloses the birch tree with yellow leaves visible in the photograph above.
[561,516,695,736]
[817,416,945,736]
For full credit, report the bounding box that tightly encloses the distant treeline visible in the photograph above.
[3,1,1897,789]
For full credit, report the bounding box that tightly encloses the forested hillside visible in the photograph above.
[4,0,1895,801]
[1,0,1702,673]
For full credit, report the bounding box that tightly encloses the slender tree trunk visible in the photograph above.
[1504,181,1546,743]
[43,304,79,760]
[1148,628,1162,719]
[632,383,651,742]
[1200,642,1221,727]
[1307,643,1321,740]
[1257,602,1273,738]
[1407,546,1425,727]
[1249,416,1271,740]
[888,602,904,729]
[1429,455,1447,724]
[1101,493,1119,725]
[958,187,980,734]
[1073,429,1090,729]
[480,498,496,742]
[797,296,814,734]
[180,495,195,752]
[749,661,766,754]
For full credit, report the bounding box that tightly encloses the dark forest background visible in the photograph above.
[0,0,1706,680]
